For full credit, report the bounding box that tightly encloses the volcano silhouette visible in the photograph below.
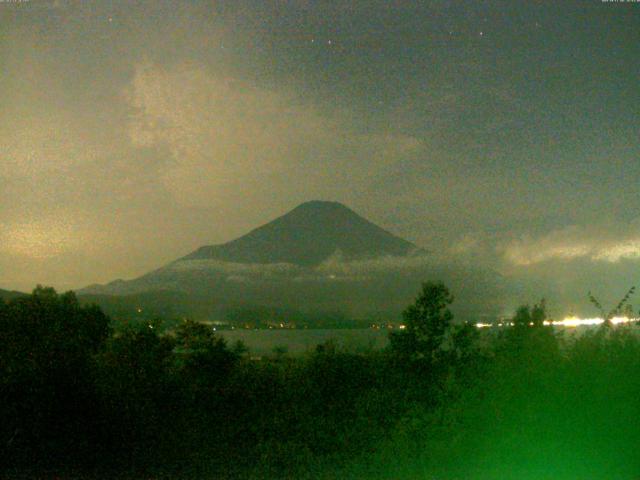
[77,202,501,324]
[182,200,422,266]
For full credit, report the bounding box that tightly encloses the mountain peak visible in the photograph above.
[182,201,422,266]
[287,200,360,219]
[293,200,351,211]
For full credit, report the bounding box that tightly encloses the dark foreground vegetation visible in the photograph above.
[2,284,640,479]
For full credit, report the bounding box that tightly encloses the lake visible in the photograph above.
[217,322,640,356]
[218,328,391,356]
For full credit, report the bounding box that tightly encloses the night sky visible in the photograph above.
[1,1,639,313]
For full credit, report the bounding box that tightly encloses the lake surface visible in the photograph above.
[218,328,390,356]
[218,323,640,356]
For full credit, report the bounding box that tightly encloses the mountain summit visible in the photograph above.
[182,201,421,266]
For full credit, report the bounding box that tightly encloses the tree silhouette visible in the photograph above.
[588,286,636,325]
[390,281,454,362]
[500,299,559,364]
[512,300,546,329]
[0,286,111,467]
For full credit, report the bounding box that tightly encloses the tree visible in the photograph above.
[173,320,237,389]
[390,281,454,362]
[500,299,559,363]
[232,339,249,356]
[95,323,176,469]
[512,300,546,329]
[0,286,111,468]
[450,321,481,365]
[588,286,636,326]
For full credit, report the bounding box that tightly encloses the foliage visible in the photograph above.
[588,286,636,323]
[389,281,454,363]
[0,286,110,469]
[3,284,640,479]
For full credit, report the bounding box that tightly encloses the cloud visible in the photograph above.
[125,61,424,209]
[169,259,302,276]
[1,114,96,179]
[502,224,640,266]
[168,251,491,286]
[591,241,640,262]
[0,217,78,260]
[316,252,433,276]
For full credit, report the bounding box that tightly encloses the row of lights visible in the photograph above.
[475,316,638,329]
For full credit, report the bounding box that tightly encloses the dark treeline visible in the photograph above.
[2,284,640,479]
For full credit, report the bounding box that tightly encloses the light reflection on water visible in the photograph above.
[219,318,640,356]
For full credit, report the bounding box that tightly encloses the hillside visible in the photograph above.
[0,288,27,302]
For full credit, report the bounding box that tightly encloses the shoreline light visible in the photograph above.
[475,316,638,329]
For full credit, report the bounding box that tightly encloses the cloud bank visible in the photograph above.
[502,224,640,266]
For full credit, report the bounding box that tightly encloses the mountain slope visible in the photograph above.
[0,288,27,302]
[76,201,504,322]
[182,201,422,266]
